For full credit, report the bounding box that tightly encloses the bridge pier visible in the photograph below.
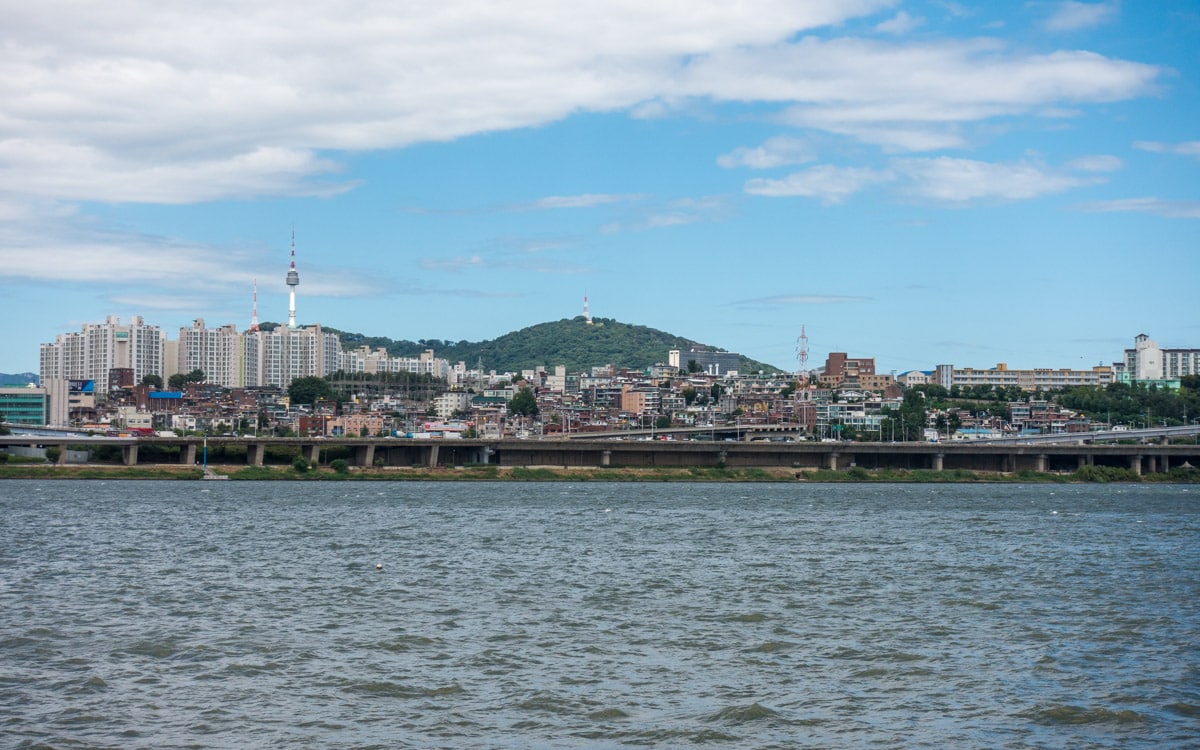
[247,443,264,466]
[602,450,611,467]
[181,443,196,465]
[1129,455,1142,476]
[122,444,138,466]
[428,444,439,468]
[1036,454,1048,472]
[1077,454,1092,470]
[826,452,839,471]
[932,453,944,472]
[355,444,375,467]
[303,444,320,466]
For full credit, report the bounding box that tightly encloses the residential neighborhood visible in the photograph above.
[3,314,1197,444]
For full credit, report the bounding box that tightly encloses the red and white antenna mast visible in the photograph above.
[250,278,260,331]
[796,324,809,378]
[583,291,593,325]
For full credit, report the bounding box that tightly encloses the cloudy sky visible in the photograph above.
[3,0,1197,374]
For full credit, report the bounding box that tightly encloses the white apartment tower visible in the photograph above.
[1123,333,1200,380]
[243,324,341,388]
[178,319,243,387]
[39,315,166,394]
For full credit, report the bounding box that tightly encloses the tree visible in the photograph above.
[655,415,671,429]
[288,376,334,405]
[167,369,205,391]
[687,359,701,374]
[141,374,163,389]
[292,454,310,473]
[508,387,539,417]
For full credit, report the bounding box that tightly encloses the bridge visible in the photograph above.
[3,432,1198,476]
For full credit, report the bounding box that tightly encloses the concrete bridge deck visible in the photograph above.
[4,434,1198,476]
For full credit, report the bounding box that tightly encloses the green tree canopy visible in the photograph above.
[508,387,539,417]
[288,376,334,405]
[140,373,163,389]
[167,369,205,391]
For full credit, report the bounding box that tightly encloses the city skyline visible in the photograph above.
[2,2,1198,373]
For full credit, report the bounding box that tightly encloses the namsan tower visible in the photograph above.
[286,230,300,328]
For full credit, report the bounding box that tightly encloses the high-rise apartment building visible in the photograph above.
[39,315,166,394]
[243,324,341,388]
[1121,334,1199,380]
[178,319,243,387]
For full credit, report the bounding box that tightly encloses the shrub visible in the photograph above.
[292,455,310,473]
[1073,464,1139,483]
[45,447,61,463]
[330,458,349,474]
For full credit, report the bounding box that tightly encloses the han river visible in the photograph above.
[1,480,1197,749]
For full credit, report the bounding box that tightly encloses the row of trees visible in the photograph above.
[141,369,206,391]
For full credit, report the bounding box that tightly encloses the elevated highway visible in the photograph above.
[4,432,1198,476]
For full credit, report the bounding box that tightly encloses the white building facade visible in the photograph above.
[178,319,243,387]
[39,315,166,394]
[1122,333,1199,380]
[243,325,342,389]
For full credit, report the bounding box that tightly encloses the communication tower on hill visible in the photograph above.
[583,292,593,325]
[286,230,300,328]
[250,278,259,331]
[796,324,810,378]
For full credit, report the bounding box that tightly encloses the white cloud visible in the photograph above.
[1133,141,1200,158]
[0,0,892,205]
[723,38,1160,151]
[0,1,1162,204]
[1042,1,1119,32]
[745,156,1100,204]
[732,294,871,307]
[601,195,732,232]
[530,193,649,209]
[717,137,816,169]
[418,250,593,274]
[745,166,894,204]
[0,214,379,295]
[875,11,924,35]
[1066,154,1123,172]
[1077,197,1200,219]
[890,156,1088,202]
[0,141,355,204]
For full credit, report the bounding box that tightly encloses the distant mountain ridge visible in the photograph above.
[328,316,784,375]
[0,372,38,386]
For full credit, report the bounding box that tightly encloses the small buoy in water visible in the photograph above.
[375,563,383,571]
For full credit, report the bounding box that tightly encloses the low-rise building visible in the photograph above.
[0,386,47,425]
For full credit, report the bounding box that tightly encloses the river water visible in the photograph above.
[1,480,1197,749]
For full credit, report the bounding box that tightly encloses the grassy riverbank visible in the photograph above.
[3,462,1198,483]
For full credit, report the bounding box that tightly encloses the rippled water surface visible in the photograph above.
[2,480,1198,748]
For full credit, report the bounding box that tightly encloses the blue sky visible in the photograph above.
[2,0,1197,374]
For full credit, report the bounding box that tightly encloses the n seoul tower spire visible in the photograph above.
[286,229,300,328]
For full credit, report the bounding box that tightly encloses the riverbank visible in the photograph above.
[2,463,1198,483]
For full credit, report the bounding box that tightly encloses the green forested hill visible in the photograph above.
[328,317,783,374]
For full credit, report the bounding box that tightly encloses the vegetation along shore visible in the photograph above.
[2,462,1197,483]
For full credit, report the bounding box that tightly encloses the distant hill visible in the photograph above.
[0,372,38,386]
[328,317,785,374]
